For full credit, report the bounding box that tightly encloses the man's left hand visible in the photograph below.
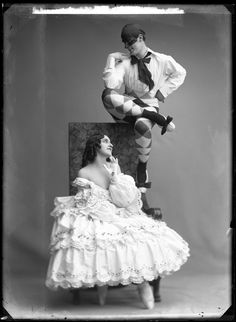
[155,90,165,102]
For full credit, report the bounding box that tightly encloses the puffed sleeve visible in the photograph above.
[73,177,118,222]
[49,178,93,230]
[109,173,139,208]
[103,55,126,89]
[72,177,92,207]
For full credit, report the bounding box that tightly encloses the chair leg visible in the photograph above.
[149,277,161,302]
[70,289,80,304]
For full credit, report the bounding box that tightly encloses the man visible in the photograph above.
[101,23,186,216]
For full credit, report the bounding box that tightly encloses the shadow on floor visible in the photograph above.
[3,269,231,320]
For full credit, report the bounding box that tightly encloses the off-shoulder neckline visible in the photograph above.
[76,177,109,192]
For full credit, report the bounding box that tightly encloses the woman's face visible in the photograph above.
[98,135,113,157]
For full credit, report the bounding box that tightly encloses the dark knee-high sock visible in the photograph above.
[137,161,148,184]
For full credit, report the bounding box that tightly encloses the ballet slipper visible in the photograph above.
[137,282,155,309]
[167,121,175,132]
[97,285,108,306]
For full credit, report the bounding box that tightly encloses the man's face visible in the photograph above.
[124,35,143,56]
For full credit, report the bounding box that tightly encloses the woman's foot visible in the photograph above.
[137,282,155,309]
[97,285,108,306]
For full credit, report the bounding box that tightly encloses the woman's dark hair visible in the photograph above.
[81,133,105,167]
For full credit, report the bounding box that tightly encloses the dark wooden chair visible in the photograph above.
[68,122,162,304]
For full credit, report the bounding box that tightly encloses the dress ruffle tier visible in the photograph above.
[46,174,190,290]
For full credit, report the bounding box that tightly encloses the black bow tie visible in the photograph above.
[131,52,154,90]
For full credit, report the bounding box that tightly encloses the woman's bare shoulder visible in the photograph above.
[78,165,91,180]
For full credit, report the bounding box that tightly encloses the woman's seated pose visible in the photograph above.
[45,133,190,309]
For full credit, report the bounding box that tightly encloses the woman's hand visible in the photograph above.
[103,157,119,182]
[104,156,118,175]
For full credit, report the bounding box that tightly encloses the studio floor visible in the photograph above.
[3,268,231,320]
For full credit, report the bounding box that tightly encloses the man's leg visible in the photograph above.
[102,88,143,121]
[102,88,167,216]
[134,115,162,217]
[134,115,163,301]
[102,88,163,299]
[134,116,153,183]
[134,116,153,212]
[101,88,175,134]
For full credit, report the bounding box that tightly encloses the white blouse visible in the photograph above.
[103,48,186,107]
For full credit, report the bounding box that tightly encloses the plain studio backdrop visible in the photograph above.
[3,4,232,319]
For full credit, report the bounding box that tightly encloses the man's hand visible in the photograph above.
[155,90,165,103]
[109,52,129,62]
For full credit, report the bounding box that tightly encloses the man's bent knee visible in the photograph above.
[101,88,118,100]
[134,118,152,136]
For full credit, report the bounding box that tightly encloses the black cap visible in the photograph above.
[121,23,145,43]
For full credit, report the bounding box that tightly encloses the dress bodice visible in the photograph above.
[73,177,112,203]
[73,174,142,211]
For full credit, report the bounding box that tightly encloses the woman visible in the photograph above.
[45,133,190,309]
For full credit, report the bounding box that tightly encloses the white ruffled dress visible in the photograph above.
[46,174,190,290]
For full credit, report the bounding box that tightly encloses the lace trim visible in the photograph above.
[49,222,166,251]
[51,176,143,221]
[74,189,91,207]
[46,256,190,289]
[136,188,143,209]
[51,197,112,221]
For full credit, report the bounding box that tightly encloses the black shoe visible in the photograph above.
[161,115,173,135]
[144,207,163,220]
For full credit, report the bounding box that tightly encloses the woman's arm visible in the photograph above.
[104,157,138,208]
[103,156,120,183]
